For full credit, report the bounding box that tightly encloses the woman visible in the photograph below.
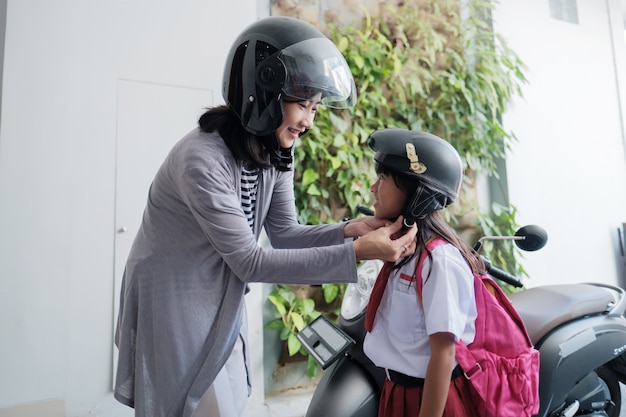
[114,17,417,417]
[363,128,484,417]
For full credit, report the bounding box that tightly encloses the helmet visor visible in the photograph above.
[278,38,357,108]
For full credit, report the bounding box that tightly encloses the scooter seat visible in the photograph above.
[509,284,617,344]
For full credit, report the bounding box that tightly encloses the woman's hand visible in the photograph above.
[352,216,417,262]
[343,216,391,239]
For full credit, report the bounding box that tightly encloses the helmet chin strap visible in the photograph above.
[404,184,447,228]
[263,127,310,170]
[275,147,293,170]
[260,133,293,170]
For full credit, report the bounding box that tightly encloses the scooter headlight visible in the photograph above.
[341,259,383,320]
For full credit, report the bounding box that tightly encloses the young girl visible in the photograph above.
[363,128,485,417]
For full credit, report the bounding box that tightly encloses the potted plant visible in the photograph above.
[265,283,345,377]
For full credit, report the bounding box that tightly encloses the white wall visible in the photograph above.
[0,1,263,416]
[494,0,626,288]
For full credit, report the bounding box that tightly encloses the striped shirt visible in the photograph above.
[241,165,259,230]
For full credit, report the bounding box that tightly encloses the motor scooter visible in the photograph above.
[298,222,626,417]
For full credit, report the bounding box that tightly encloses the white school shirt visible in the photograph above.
[363,243,477,378]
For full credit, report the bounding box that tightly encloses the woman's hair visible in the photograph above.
[375,162,485,275]
[198,105,273,170]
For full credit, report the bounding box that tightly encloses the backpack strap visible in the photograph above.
[415,237,497,312]
[415,237,448,302]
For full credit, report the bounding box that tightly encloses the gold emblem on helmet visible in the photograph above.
[406,143,427,174]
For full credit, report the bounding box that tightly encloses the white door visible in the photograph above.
[113,79,214,377]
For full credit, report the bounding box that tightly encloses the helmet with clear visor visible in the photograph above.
[223,16,356,136]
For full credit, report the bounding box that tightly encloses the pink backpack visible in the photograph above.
[416,238,540,417]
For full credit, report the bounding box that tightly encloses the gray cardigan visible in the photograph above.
[114,128,358,417]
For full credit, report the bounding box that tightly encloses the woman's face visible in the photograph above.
[370,172,407,220]
[275,93,322,149]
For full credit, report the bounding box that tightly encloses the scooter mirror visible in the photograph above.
[514,225,548,251]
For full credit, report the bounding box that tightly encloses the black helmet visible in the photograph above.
[368,128,463,224]
[223,16,357,137]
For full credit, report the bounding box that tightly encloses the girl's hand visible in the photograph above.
[420,332,456,417]
[352,216,417,262]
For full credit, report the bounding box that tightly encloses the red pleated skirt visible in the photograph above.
[378,376,479,417]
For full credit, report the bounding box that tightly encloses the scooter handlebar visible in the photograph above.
[481,256,524,288]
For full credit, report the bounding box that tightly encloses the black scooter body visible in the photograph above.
[306,355,379,417]
[306,311,384,417]
[535,314,626,416]
[510,282,626,417]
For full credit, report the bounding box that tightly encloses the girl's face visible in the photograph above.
[370,172,407,220]
[275,93,322,149]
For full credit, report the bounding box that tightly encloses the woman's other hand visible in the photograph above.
[352,216,417,262]
[344,216,391,239]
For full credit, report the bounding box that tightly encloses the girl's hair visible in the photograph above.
[375,162,485,275]
[198,105,274,170]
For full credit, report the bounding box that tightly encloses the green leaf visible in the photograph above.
[306,183,322,196]
[329,156,342,170]
[287,333,302,356]
[352,54,365,69]
[306,355,319,379]
[265,319,285,331]
[267,295,287,316]
[322,284,339,303]
[332,134,347,148]
[337,36,349,52]
[302,168,319,186]
[277,285,296,304]
[290,312,306,331]
[300,298,316,315]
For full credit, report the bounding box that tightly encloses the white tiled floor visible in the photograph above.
[245,358,320,417]
[245,391,314,417]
